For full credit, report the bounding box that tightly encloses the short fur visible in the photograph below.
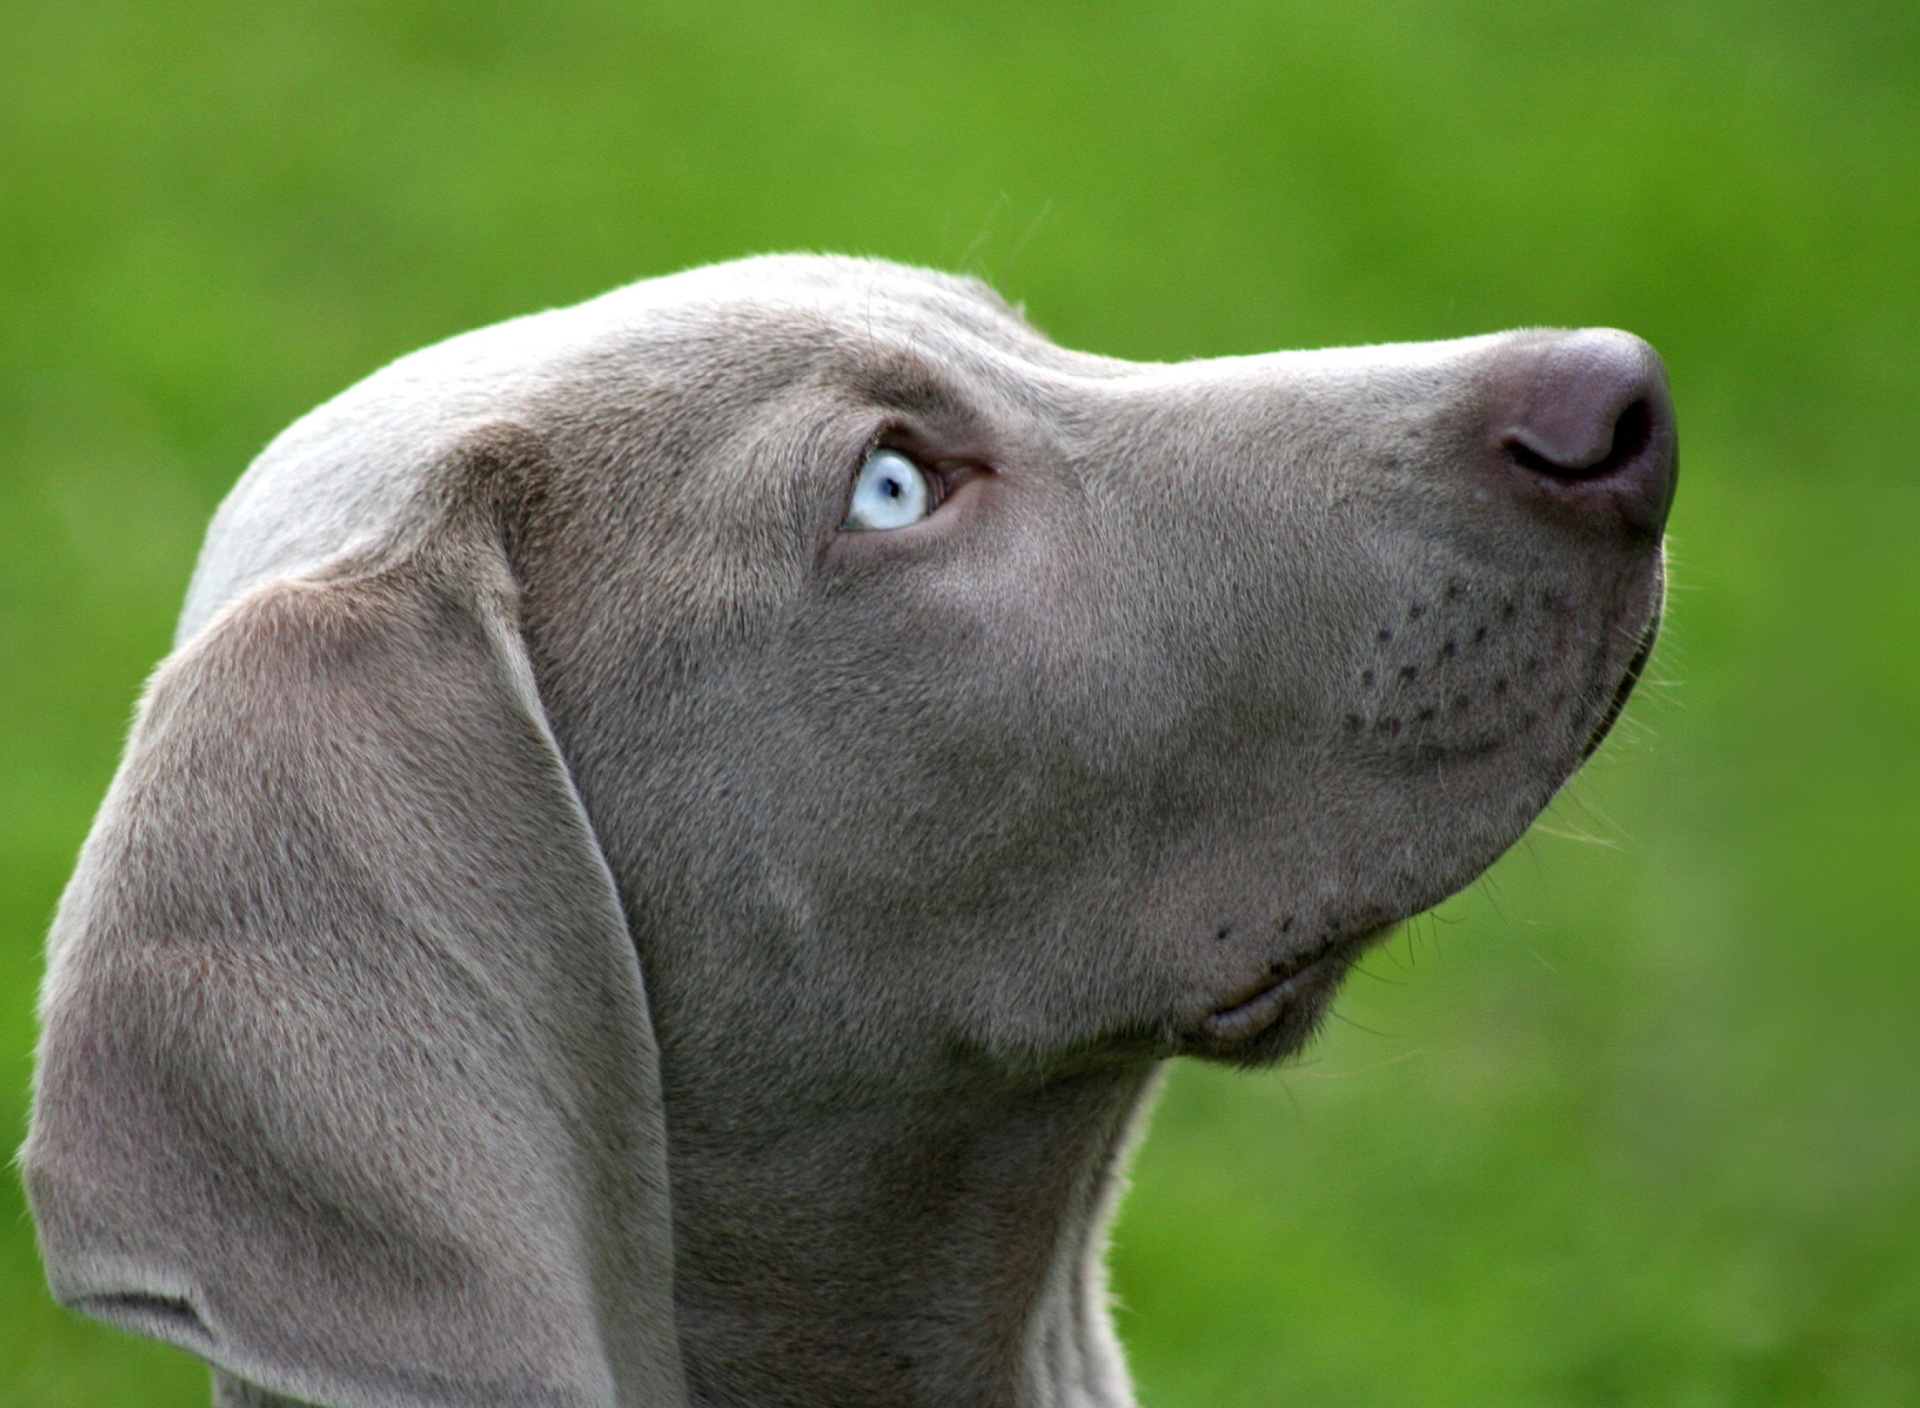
[26,256,1673,1408]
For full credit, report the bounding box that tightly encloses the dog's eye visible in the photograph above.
[844,449,934,531]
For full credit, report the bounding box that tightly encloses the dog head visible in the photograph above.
[29,256,1673,1406]
[386,256,1670,1072]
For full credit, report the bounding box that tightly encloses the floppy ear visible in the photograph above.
[24,487,686,1407]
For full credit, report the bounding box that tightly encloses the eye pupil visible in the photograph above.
[883,478,901,499]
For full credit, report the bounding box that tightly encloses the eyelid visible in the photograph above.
[868,430,986,502]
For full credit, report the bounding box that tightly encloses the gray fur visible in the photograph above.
[26,255,1672,1407]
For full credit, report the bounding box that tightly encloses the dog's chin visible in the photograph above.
[1176,924,1396,1067]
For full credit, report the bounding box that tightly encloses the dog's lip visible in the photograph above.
[1581,604,1661,761]
[1200,926,1390,1044]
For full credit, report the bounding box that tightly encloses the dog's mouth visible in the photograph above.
[1185,922,1399,1059]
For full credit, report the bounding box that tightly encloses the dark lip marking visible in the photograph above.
[1581,607,1660,760]
[1404,735,1507,765]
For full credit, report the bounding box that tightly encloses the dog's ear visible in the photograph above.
[23,457,685,1408]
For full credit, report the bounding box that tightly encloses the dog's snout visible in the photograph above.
[1483,328,1677,538]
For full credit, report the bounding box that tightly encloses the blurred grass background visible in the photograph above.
[2,0,1916,1403]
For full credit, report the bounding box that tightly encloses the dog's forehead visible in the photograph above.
[585,255,1103,405]
[638,254,1034,344]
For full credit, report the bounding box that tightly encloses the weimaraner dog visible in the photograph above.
[26,255,1675,1408]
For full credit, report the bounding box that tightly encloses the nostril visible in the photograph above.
[1506,397,1653,482]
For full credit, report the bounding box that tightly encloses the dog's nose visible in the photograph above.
[1482,328,1677,539]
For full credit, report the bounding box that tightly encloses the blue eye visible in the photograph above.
[844,449,934,530]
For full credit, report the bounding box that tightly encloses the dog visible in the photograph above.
[25,255,1674,1408]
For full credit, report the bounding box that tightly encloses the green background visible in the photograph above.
[3,1,1915,1404]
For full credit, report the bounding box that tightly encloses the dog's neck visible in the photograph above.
[665,1057,1161,1408]
[210,1059,1160,1408]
